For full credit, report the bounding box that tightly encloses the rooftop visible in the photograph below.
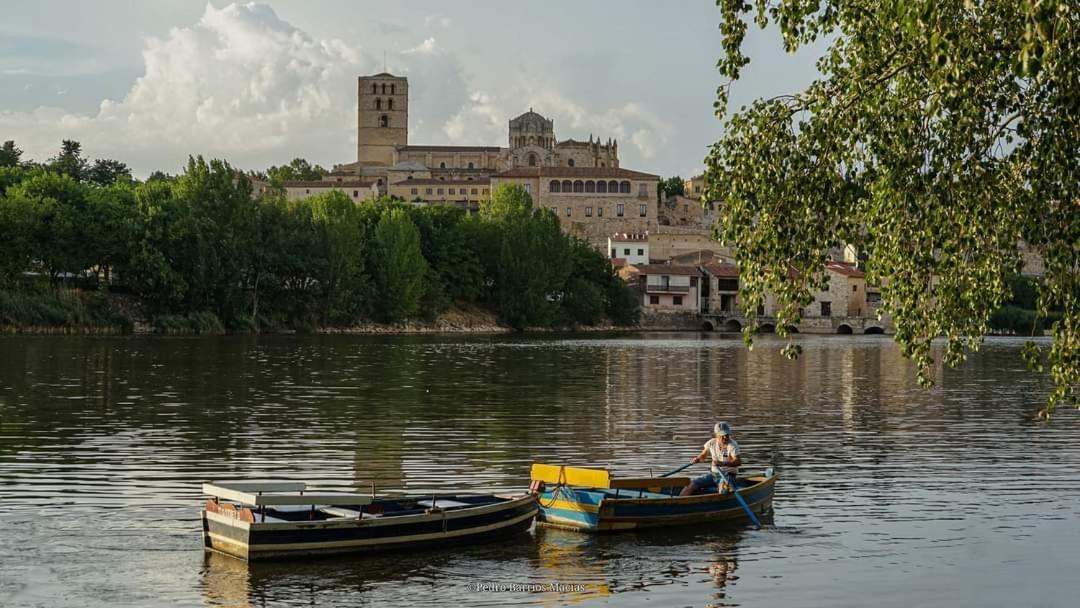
[701,261,740,278]
[396,178,491,186]
[281,180,375,188]
[610,232,649,243]
[624,263,702,277]
[398,145,503,153]
[495,166,658,180]
[826,261,865,278]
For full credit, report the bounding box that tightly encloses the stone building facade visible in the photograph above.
[332,73,629,195]
[490,167,659,247]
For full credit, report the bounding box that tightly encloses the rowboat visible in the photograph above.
[529,464,776,532]
[201,481,538,561]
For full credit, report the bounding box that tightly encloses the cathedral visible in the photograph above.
[284,72,661,249]
[328,72,620,185]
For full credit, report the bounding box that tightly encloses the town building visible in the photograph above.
[618,263,703,314]
[491,167,659,246]
[608,233,650,266]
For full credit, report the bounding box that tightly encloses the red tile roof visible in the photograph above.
[282,180,376,188]
[701,261,739,278]
[826,262,865,278]
[624,263,702,277]
[398,145,502,152]
[395,178,491,186]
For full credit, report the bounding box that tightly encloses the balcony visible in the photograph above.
[646,284,690,294]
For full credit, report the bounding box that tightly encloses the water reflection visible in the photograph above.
[1,334,1078,608]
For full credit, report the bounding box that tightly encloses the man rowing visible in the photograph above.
[680,421,741,496]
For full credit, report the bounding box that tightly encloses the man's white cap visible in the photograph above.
[714,421,732,436]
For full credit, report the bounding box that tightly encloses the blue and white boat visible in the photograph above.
[529,464,775,532]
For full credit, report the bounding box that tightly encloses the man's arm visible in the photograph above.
[690,446,710,463]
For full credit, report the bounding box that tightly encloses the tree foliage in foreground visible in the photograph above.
[706,0,1078,416]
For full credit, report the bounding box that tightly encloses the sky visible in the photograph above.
[0,1,825,178]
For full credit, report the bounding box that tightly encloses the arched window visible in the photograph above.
[375,98,382,110]
[391,83,395,95]
[380,115,389,128]
[388,98,393,110]
[597,181,607,193]
[550,180,561,192]
[562,180,572,192]
[381,83,387,94]
[527,153,537,167]
[528,136,535,146]
[371,83,377,94]
[619,181,631,193]
[468,162,474,169]
[573,180,584,193]
[568,158,575,167]
[440,162,446,169]
[608,180,618,192]
[584,180,595,193]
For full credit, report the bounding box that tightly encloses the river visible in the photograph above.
[1,333,1078,607]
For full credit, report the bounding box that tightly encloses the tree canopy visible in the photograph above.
[267,158,329,184]
[660,176,686,197]
[706,1,1078,416]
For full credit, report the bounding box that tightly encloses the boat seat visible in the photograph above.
[416,499,472,509]
[259,515,291,523]
[323,507,377,519]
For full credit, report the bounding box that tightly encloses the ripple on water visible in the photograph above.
[0,334,1078,608]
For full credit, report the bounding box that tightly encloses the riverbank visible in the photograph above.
[0,288,670,336]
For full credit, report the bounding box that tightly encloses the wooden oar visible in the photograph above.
[720,470,762,529]
[660,462,695,477]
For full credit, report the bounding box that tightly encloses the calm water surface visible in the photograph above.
[1,333,1078,608]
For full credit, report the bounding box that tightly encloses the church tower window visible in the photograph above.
[388,98,393,110]
[380,115,389,128]
[568,159,575,167]
[527,153,537,167]
[375,98,381,110]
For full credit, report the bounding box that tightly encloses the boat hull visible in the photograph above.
[536,474,775,532]
[202,494,538,560]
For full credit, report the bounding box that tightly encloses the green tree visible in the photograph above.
[48,140,89,182]
[308,190,366,324]
[7,172,92,281]
[0,140,23,168]
[407,204,484,316]
[86,159,133,186]
[267,158,329,184]
[372,207,428,322]
[707,0,1079,415]
[660,176,685,198]
[0,192,34,284]
[479,184,572,329]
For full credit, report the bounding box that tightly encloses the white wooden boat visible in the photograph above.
[201,481,538,561]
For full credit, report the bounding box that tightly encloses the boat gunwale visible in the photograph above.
[206,493,537,532]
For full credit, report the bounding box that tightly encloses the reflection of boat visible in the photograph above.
[201,481,537,561]
[529,464,776,532]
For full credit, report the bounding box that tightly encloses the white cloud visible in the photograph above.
[1,2,672,175]
[440,84,672,165]
[1,2,371,174]
[423,15,453,29]
[403,37,437,55]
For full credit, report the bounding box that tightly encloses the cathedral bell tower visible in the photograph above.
[357,73,408,166]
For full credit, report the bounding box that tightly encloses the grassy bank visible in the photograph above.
[0,288,133,333]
